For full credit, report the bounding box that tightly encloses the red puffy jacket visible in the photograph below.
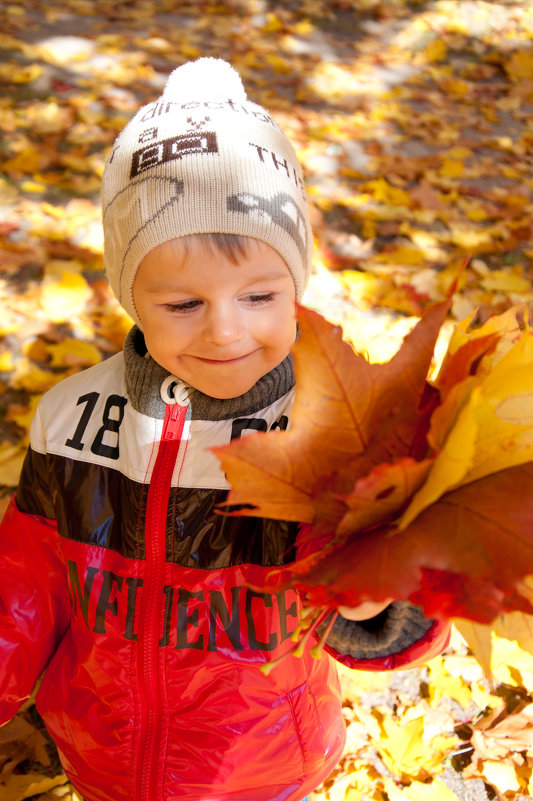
[0,333,450,801]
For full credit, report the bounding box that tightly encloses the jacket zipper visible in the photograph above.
[134,403,188,801]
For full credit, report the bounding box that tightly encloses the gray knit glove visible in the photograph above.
[324,601,433,659]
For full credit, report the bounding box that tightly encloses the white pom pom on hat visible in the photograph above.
[162,57,247,102]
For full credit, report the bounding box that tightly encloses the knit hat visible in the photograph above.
[101,57,312,327]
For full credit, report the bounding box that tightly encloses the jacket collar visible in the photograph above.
[123,326,294,421]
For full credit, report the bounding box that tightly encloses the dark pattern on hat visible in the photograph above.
[227,192,308,266]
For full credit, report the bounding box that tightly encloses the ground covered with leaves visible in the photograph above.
[1,0,533,799]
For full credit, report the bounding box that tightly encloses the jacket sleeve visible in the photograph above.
[322,603,451,671]
[0,451,71,726]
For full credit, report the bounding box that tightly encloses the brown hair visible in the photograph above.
[178,233,262,265]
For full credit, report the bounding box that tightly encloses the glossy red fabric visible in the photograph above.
[0,495,450,801]
[0,498,347,801]
[0,403,450,801]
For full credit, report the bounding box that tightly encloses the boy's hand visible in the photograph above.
[337,600,393,621]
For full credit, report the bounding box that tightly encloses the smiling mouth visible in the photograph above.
[192,353,251,365]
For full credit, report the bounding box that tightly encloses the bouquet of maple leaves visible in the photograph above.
[213,300,533,661]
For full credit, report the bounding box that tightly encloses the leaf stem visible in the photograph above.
[310,609,339,659]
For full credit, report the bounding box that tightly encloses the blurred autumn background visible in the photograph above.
[1,0,533,799]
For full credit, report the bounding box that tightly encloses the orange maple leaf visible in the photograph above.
[213,301,449,524]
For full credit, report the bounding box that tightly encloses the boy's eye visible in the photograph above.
[165,299,201,313]
[245,292,275,305]
[163,293,276,313]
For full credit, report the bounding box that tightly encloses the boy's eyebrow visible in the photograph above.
[240,270,291,288]
[143,271,290,294]
[143,282,191,294]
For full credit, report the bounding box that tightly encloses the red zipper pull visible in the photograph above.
[162,403,187,441]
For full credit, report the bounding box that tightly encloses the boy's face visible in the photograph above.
[133,238,297,399]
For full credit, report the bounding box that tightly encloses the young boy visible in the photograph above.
[0,58,449,801]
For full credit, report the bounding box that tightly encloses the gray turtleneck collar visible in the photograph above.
[123,326,295,421]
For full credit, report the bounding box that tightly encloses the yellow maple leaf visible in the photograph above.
[265,54,292,74]
[427,656,473,708]
[0,714,51,768]
[453,619,494,681]
[374,712,457,780]
[383,777,461,801]
[481,270,531,294]
[0,351,14,371]
[481,761,521,794]
[47,339,101,368]
[439,158,464,178]
[0,63,43,83]
[464,205,490,222]
[449,226,493,249]
[470,682,502,712]
[22,338,49,362]
[22,99,74,135]
[310,62,363,101]
[20,180,45,194]
[456,612,533,688]
[0,772,67,801]
[380,245,426,266]
[493,612,533,673]
[336,661,393,695]
[398,313,533,529]
[461,329,533,484]
[7,395,42,442]
[0,444,26,487]
[425,40,448,63]
[505,50,533,81]
[292,19,314,36]
[449,147,473,160]
[366,177,411,207]
[441,78,470,96]
[443,306,520,360]
[344,762,384,801]
[40,272,92,323]
[11,359,62,394]
[261,11,284,32]
[3,147,42,175]
[342,270,384,309]
[36,37,94,64]
[492,640,533,692]
[96,305,132,351]
[44,259,85,278]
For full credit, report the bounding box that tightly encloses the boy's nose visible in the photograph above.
[202,304,244,346]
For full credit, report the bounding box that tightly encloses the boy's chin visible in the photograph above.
[193,383,255,400]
